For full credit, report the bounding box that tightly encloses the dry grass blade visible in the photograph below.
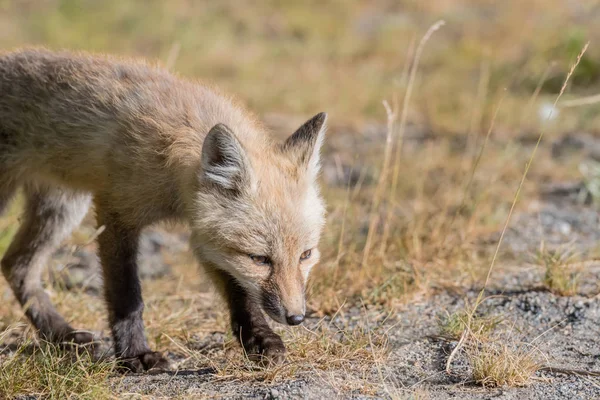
[560,93,600,108]
[363,20,445,267]
[361,99,398,271]
[381,20,445,255]
[539,366,600,377]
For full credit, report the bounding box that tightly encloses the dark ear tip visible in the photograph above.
[209,123,234,136]
[315,112,328,123]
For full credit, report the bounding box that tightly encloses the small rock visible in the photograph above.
[558,221,572,235]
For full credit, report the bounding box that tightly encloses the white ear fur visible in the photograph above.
[201,123,251,192]
[282,112,327,180]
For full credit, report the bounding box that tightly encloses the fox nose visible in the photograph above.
[286,314,305,325]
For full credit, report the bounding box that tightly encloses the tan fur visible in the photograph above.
[0,48,326,369]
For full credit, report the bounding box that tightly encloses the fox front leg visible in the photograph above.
[212,269,286,365]
[95,203,170,372]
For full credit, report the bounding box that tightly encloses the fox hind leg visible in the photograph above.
[1,183,93,345]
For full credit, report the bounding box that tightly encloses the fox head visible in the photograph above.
[191,112,327,325]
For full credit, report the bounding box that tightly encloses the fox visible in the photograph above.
[0,48,327,372]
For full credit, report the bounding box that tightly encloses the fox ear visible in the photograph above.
[283,112,327,179]
[201,124,251,193]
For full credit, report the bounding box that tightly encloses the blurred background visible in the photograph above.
[1,0,600,134]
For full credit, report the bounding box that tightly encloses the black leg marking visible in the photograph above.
[95,206,169,372]
[209,269,286,366]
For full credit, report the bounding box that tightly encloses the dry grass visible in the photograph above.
[468,340,543,388]
[537,244,581,296]
[439,302,544,388]
[162,307,389,393]
[439,307,500,341]
[0,327,115,399]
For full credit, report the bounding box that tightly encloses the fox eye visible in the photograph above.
[250,255,271,266]
[300,249,312,261]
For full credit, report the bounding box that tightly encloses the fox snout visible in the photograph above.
[261,282,306,326]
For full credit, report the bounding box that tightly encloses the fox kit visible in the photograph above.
[0,49,326,371]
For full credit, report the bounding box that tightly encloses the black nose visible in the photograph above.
[286,314,305,325]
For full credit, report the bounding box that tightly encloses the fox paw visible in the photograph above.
[117,351,171,373]
[244,333,286,366]
[63,330,96,346]
[47,329,97,352]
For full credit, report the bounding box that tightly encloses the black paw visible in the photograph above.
[243,332,286,366]
[117,351,171,373]
[63,330,96,345]
[51,329,98,354]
